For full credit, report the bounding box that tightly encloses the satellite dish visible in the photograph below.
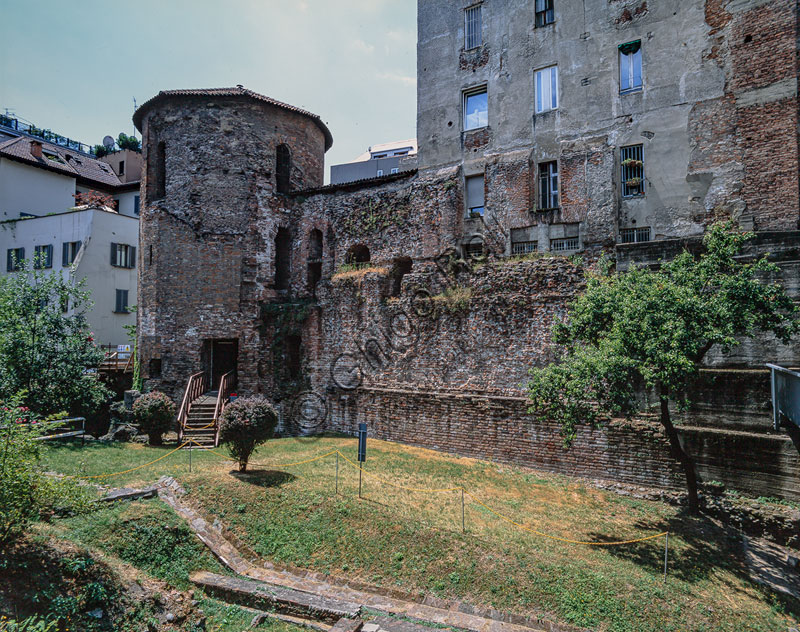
[102,135,115,149]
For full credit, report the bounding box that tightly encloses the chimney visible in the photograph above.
[30,140,42,159]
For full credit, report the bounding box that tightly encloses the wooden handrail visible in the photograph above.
[213,371,236,447]
[177,371,208,441]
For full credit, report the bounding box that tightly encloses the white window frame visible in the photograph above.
[538,161,559,210]
[619,41,643,93]
[465,174,485,218]
[463,85,488,131]
[535,66,558,114]
[465,5,482,50]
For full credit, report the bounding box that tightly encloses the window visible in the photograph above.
[464,239,485,260]
[511,240,538,255]
[463,86,488,130]
[465,5,482,50]
[6,247,24,272]
[345,244,370,265]
[34,245,53,269]
[276,144,291,193]
[134,195,140,215]
[619,40,642,93]
[377,169,384,177]
[114,289,129,314]
[620,144,645,197]
[620,227,651,243]
[118,160,125,176]
[390,168,399,174]
[286,335,302,378]
[538,161,559,210]
[466,174,485,217]
[535,0,554,27]
[110,243,136,268]
[535,66,558,113]
[550,237,579,252]
[274,227,292,290]
[307,229,323,293]
[147,140,166,200]
[62,241,81,266]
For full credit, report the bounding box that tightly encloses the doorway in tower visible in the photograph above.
[202,338,239,390]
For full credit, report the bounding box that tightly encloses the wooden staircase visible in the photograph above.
[177,371,235,449]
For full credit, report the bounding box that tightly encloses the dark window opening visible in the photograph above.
[275,227,292,290]
[538,161,559,210]
[345,244,370,265]
[62,241,81,266]
[308,229,323,261]
[114,289,129,313]
[149,244,153,266]
[307,262,322,294]
[286,335,302,378]
[148,358,162,378]
[464,239,484,260]
[148,140,166,200]
[6,248,24,272]
[535,0,555,26]
[390,257,412,297]
[118,160,125,176]
[276,144,291,194]
[110,243,136,268]
[33,244,53,269]
[134,195,140,215]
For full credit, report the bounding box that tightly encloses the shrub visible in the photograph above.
[132,392,175,446]
[0,397,93,544]
[218,396,278,472]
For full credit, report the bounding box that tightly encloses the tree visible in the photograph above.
[116,132,141,152]
[527,221,798,513]
[0,256,111,418]
[219,397,278,472]
[132,392,175,446]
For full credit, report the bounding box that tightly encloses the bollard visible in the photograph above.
[335,452,339,495]
[189,444,192,473]
[461,488,465,533]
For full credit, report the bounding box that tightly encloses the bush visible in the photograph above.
[132,392,175,446]
[0,397,93,544]
[218,396,277,472]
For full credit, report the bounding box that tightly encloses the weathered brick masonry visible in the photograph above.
[134,0,800,501]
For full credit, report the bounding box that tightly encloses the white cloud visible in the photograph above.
[350,38,375,54]
[377,71,416,87]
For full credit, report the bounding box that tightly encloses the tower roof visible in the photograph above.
[132,86,333,151]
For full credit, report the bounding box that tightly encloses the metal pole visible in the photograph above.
[663,532,669,583]
[189,445,192,473]
[335,452,339,495]
[461,488,465,533]
[359,467,362,499]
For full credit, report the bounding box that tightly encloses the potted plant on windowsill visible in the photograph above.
[621,158,643,168]
[625,177,642,188]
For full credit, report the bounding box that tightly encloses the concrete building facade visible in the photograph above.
[135,0,800,500]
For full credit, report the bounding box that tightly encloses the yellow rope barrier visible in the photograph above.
[64,440,668,548]
[69,441,191,480]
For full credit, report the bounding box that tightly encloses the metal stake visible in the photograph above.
[335,452,339,495]
[189,444,192,473]
[663,532,669,583]
[461,488,465,533]
[358,467,362,499]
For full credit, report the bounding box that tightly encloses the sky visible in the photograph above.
[0,0,417,182]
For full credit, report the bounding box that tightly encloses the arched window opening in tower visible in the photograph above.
[274,227,292,290]
[307,229,323,292]
[276,144,291,194]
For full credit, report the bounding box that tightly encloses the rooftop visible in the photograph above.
[132,86,334,151]
[351,138,418,163]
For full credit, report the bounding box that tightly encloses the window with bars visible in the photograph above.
[620,144,645,197]
[535,66,558,113]
[33,244,53,269]
[114,289,129,314]
[620,227,651,243]
[464,240,485,260]
[110,243,136,268]
[511,240,538,255]
[463,86,488,130]
[619,40,642,93]
[465,5,482,50]
[535,0,554,26]
[466,174,485,217]
[538,161,559,210]
[62,241,82,266]
[6,247,24,272]
[550,237,579,252]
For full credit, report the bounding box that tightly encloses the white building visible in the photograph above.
[0,131,141,346]
[329,139,418,184]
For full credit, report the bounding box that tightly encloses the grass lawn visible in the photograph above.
[41,437,799,632]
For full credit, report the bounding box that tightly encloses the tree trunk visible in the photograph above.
[238,460,247,473]
[659,390,700,514]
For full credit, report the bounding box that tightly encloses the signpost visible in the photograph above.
[766,364,800,431]
[358,423,367,498]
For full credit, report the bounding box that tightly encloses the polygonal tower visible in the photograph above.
[133,86,332,399]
